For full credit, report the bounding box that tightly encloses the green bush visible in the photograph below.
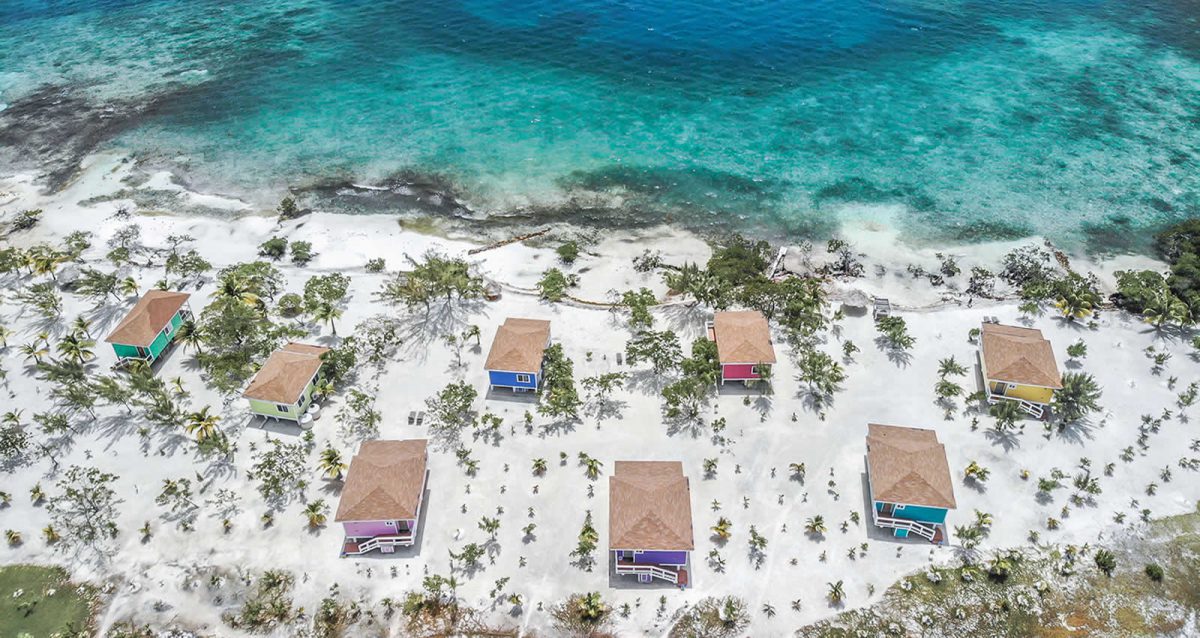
[1155,219,1200,317]
[258,237,288,260]
[365,257,386,273]
[1144,563,1164,582]
[556,241,580,264]
[289,241,314,265]
[277,196,303,220]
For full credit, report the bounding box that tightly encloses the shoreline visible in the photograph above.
[1,150,1169,311]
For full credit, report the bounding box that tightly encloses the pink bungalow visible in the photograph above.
[335,439,428,556]
[708,310,777,385]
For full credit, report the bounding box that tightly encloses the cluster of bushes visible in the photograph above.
[1109,219,1199,327]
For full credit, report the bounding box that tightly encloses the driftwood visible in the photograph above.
[467,228,551,255]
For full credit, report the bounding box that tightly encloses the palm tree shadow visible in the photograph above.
[983,428,1021,451]
[1054,418,1097,445]
[659,302,708,338]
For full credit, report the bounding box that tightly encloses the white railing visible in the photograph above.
[986,394,1045,418]
[345,532,415,555]
[616,563,679,584]
[872,513,938,541]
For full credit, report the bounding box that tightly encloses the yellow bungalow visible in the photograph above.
[978,322,1062,416]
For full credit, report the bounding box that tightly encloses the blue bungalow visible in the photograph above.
[484,318,550,392]
[610,461,693,588]
[865,423,956,545]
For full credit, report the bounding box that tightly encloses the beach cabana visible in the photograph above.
[978,322,1062,417]
[335,439,429,556]
[484,318,551,392]
[242,343,330,422]
[609,461,694,588]
[708,310,776,385]
[865,424,956,544]
[104,290,191,365]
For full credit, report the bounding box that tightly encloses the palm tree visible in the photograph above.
[577,592,607,622]
[20,342,48,364]
[989,400,1023,432]
[318,447,347,480]
[2,410,22,427]
[312,378,335,401]
[303,500,328,528]
[71,316,92,339]
[56,333,96,364]
[1142,290,1190,329]
[532,458,547,476]
[311,301,342,335]
[213,274,259,307]
[1055,291,1095,321]
[827,580,845,605]
[805,515,827,536]
[1056,372,1102,424]
[119,276,140,298]
[788,462,806,482]
[0,325,14,348]
[184,406,220,442]
[938,357,968,377]
[29,248,64,281]
[974,509,993,529]
[711,516,732,540]
[578,453,604,480]
[175,318,204,354]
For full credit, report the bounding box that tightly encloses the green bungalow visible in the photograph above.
[104,290,192,365]
[242,343,330,422]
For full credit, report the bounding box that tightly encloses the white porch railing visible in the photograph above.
[343,532,415,556]
[872,512,938,542]
[616,562,680,585]
[986,393,1045,418]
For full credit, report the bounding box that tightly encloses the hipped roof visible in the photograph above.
[104,290,190,347]
[609,461,694,551]
[712,310,776,364]
[980,323,1062,389]
[484,318,551,373]
[241,343,330,404]
[866,423,957,510]
[335,439,428,521]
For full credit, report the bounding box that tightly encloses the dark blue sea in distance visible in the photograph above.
[1,0,1198,252]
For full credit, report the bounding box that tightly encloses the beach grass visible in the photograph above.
[0,564,94,638]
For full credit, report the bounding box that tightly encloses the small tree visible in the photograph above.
[537,268,578,302]
[556,241,580,264]
[248,439,309,506]
[47,466,121,549]
[258,237,288,260]
[539,344,582,421]
[625,330,682,373]
[1094,549,1117,576]
[426,381,478,432]
[319,446,347,480]
[620,288,657,330]
[303,500,329,528]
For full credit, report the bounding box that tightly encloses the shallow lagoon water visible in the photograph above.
[1,0,1198,251]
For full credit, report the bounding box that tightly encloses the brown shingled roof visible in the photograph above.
[104,290,190,347]
[980,323,1062,389]
[609,461,694,551]
[712,310,776,364]
[484,318,551,373]
[335,439,428,522]
[866,424,957,510]
[242,343,330,404]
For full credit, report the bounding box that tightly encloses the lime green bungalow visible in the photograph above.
[242,343,330,422]
[979,322,1062,418]
[104,290,192,365]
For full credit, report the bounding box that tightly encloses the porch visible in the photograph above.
[872,504,945,544]
[341,531,416,556]
[985,392,1045,418]
[616,557,689,587]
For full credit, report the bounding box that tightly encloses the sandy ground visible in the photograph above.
[0,154,1197,636]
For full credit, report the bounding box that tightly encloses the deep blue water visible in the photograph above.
[1,0,1198,251]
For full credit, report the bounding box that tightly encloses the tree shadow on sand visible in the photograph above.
[395,299,488,363]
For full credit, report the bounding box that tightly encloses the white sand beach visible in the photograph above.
[1,153,1197,636]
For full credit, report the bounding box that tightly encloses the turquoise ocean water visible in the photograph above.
[1,0,1198,252]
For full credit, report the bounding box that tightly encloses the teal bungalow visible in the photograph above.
[865,423,956,545]
[104,290,192,365]
[484,318,550,392]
